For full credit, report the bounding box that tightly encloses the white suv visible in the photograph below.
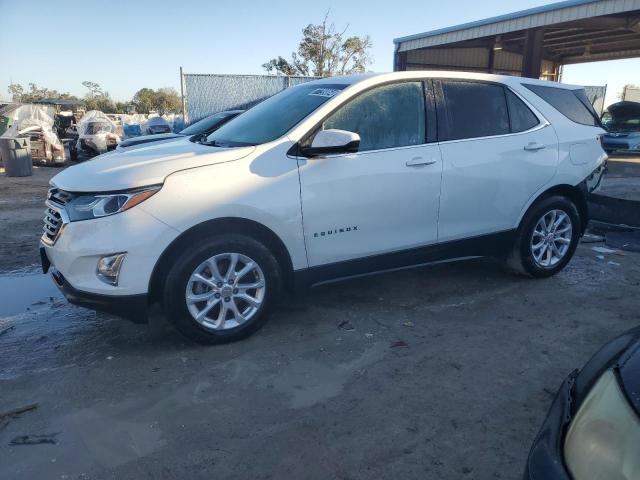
[41,72,606,343]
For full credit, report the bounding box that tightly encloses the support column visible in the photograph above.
[394,50,408,71]
[522,28,544,78]
[488,47,495,74]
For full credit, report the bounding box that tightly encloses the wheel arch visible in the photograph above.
[148,217,295,304]
[520,183,588,234]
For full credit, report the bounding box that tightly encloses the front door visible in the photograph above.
[296,81,442,272]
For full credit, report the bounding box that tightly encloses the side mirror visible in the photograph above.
[300,129,360,158]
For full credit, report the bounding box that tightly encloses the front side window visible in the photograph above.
[207,83,347,147]
[523,84,600,127]
[321,82,426,152]
[441,81,510,141]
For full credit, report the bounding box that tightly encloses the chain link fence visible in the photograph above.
[181,73,320,123]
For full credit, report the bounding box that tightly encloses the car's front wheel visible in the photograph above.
[507,195,581,278]
[163,234,281,344]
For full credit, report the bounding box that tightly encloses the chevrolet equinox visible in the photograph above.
[41,72,607,343]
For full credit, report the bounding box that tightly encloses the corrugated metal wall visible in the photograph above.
[405,47,556,76]
[623,86,640,102]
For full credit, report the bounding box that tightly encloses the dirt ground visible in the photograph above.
[1,158,639,480]
[0,166,57,272]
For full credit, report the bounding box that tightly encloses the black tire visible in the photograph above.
[163,234,282,344]
[507,195,581,278]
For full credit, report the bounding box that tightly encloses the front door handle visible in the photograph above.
[406,157,437,167]
[524,142,546,151]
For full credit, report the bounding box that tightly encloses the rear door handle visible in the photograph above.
[406,157,437,167]
[524,142,546,151]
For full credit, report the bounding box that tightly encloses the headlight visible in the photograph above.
[66,185,161,221]
[564,369,640,480]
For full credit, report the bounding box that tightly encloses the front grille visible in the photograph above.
[48,188,74,206]
[42,189,71,245]
[43,205,63,244]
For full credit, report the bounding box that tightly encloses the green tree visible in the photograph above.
[263,12,372,77]
[7,82,80,103]
[8,83,24,101]
[132,87,182,114]
[114,101,129,113]
[154,87,182,115]
[132,87,156,114]
[85,91,116,113]
[82,81,102,97]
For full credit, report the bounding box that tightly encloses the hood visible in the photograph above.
[52,137,255,192]
[117,133,184,151]
[607,101,640,118]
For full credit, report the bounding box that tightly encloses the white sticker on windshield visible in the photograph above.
[308,88,342,98]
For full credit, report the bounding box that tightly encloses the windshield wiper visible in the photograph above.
[199,138,225,147]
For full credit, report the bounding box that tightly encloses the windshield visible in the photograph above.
[85,122,113,135]
[181,112,236,135]
[602,112,640,132]
[206,83,347,146]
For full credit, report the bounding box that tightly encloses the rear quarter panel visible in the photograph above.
[511,83,607,224]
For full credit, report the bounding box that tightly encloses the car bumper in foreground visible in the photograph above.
[50,268,148,323]
[524,327,640,479]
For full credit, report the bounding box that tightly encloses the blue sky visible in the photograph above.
[0,0,637,106]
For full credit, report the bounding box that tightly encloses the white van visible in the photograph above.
[41,71,607,343]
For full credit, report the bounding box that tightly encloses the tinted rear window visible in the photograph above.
[441,81,510,140]
[523,84,599,127]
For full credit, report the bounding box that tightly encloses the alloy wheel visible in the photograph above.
[185,253,266,330]
[530,209,573,268]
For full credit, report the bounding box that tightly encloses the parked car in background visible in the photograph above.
[41,72,605,344]
[1,104,65,165]
[525,327,640,479]
[53,111,77,142]
[18,124,65,165]
[601,101,640,153]
[70,110,120,160]
[144,116,172,135]
[116,110,243,152]
[106,114,124,138]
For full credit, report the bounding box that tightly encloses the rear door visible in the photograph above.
[435,80,558,242]
[297,81,443,269]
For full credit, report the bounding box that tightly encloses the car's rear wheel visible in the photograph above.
[163,234,281,344]
[507,195,581,278]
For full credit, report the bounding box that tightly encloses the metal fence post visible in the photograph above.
[180,66,187,124]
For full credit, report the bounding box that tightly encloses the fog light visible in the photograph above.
[97,253,126,285]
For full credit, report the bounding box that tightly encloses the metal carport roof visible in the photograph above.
[394,0,640,78]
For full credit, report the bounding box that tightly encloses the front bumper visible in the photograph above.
[41,205,178,296]
[50,268,148,323]
[602,139,640,153]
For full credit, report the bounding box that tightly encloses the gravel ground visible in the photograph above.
[0,157,639,480]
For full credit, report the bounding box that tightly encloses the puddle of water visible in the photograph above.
[0,273,62,317]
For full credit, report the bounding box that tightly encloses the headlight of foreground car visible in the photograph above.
[66,185,161,221]
[564,370,640,480]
